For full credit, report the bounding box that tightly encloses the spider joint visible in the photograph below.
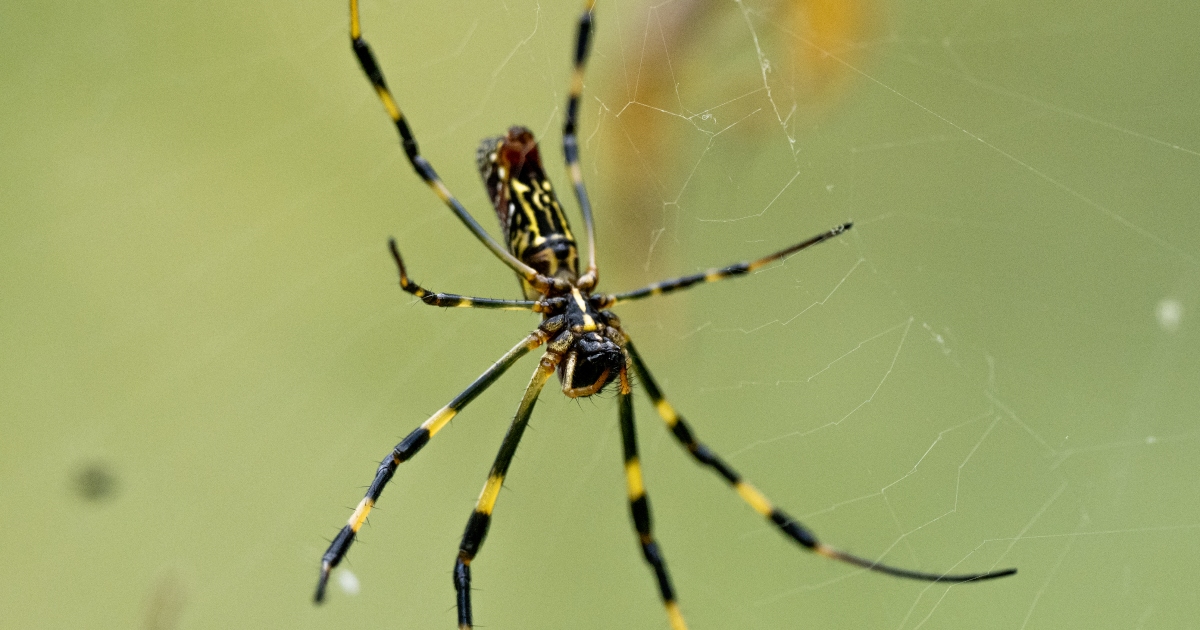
[541,315,567,333]
[547,333,573,355]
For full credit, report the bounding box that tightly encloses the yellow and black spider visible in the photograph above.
[315,1,1017,628]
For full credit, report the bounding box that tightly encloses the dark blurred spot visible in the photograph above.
[74,461,119,502]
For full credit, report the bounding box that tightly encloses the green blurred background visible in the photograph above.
[3,0,1199,628]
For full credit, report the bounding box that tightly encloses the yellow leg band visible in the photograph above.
[477,474,504,515]
[735,481,773,516]
[625,459,645,500]
[665,601,688,630]
[422,407,457,437]
[654,399,678,425]
[348,497,374,532]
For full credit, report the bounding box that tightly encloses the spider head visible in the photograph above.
[560,331,624,398]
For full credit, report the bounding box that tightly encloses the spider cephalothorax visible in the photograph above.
[318,1,1017,627]
[536,291,626,397]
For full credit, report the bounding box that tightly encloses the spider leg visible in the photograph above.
[454,355,558,630]
[387,239,551,311]
[562,0,599,288]
[314,330,550,603]
[604,223,852,306]
[623,340,1017,584]
[348,0,559,294]
[617,368,688,630]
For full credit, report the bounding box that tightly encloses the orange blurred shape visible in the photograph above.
[795,0,873,99]
[598,0,875,284]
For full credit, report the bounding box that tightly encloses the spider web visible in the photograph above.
[1,0,1198,629]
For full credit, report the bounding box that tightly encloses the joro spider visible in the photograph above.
[315,1,1017,627]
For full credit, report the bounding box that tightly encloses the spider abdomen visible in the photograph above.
[477,126,580,299]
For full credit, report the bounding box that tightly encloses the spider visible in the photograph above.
[315,1,1017,628]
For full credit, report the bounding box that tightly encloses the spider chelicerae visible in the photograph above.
[315,1,1017,627]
